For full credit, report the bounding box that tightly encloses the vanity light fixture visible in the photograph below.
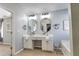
[40,13,51,19]
[28,14,35,17]
[42,13,49,15]
[28,14,37,20]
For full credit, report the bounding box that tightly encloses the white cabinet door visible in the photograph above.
[46,40,54,51]
[42,40,54,51]
[42,40,47,50]
[24,39,33,49]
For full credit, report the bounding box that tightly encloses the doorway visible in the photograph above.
[0,8,12,56]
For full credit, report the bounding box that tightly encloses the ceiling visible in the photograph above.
[18,3,69,15]
[0,3,68,18]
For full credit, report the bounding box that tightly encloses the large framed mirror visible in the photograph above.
[40,18,51,34]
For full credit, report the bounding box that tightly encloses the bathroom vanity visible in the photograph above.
[23,34,54,52]
[23,13,54,52]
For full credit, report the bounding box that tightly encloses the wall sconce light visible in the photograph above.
[22,25,26,30]
[53,24,60,30]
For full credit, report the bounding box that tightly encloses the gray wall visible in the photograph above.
[69,3,79,56]
[52,9,69,48]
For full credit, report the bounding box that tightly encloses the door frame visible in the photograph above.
[68,4,73,56]
[1,7,15,56]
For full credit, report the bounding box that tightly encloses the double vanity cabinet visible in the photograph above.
[22,14,53,52]
[23,35,54,52]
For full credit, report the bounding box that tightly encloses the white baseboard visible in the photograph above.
[15,48,24,55]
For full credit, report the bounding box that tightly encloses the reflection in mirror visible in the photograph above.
[47,24,51,32]
[28,19,37,34]
[40,18,51,35]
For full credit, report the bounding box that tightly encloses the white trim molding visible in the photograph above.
[15,49,24,55]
